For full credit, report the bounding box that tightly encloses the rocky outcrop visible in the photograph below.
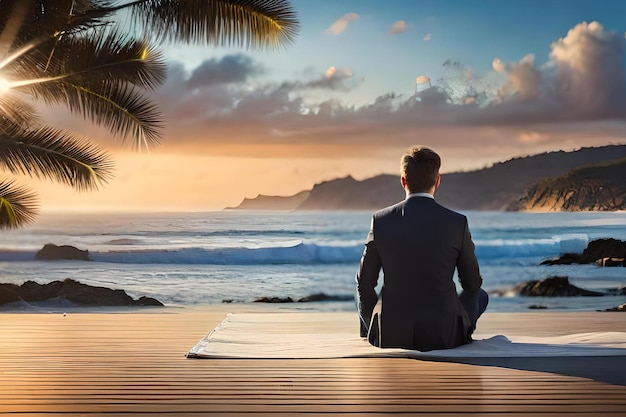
[227,190,310,210]
[512,276,604,297]
[297,293,354,302]
[603,303,626,312]
[232,145,626,211]
[0,285,20,305]
[254,296,294,303]
[296,175,403,211]
[541,238,626,265]
[253,293,354,303]
[35,244,91,261]
[0,279,163,307]
[514,158,626,211]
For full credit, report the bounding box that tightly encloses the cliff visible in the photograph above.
[514,158,626,212]
[228,145,626,211]
[437,145,626,210]
[296,175,402,210]
[226,190,310,210]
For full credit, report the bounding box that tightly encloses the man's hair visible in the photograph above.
[401,146,441,193]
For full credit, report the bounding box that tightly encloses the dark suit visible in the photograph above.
[356,195,483,351]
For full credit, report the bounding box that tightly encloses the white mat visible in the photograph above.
[187,312,626,359]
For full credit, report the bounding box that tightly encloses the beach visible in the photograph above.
[2,211,626,414]
[1,305,626,415]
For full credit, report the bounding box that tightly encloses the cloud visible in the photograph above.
[305,66,354,89]
[325,13,359,35]
[495,54,540,102]
[64,21,624,167]
[389,20,407,34]
[270,66,357,92]
[492,58,505,73]
[485,21,626,122]
[423,33,432,41]
[549,21,625,114]
[186,54,262,88]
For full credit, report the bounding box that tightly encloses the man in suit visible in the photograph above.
[356,146,488,351]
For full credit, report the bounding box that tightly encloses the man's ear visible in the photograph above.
[401,176,407,188]
[435,174,441,189]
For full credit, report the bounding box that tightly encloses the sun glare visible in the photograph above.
[0,77,11,94]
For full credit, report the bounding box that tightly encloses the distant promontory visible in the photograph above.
[228,145,626,212]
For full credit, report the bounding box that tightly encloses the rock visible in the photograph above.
[602,303,626,312]
[528,304,548,309]
[254,296,294,303]
[0,279,163,307]
[541,238,626,265]
[541,253,584,265]
[0,284,20,305]
[35,244,91,261]
[581,238,626,263]
[137,296,164,306]
[596,257,625,267]
[297,293,354,302]
[513,276,604,297]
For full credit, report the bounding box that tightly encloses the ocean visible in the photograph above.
[1,210,625,312]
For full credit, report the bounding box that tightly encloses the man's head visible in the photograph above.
[400,146,441,194]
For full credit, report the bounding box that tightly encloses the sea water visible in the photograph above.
[1,210,625,312]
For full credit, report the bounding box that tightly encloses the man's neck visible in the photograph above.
[406,192,434,200]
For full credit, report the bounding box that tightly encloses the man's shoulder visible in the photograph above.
[435,202,467,221]
[373,200,406,218]
[372,199,468,223]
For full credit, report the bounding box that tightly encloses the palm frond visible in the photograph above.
[9,31,167,91]
[0,127,114,190]
[118,0,299,49]
[0,1,117,42]
[31,81,163,147]
[43,31,167,90]
[0,93,40,131]
[71,81,163,148]
[0,179,38,229]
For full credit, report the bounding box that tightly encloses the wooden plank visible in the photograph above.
[1,309,626,415]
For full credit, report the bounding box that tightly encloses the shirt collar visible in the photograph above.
[406,192,434,200]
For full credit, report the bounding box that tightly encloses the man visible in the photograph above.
[356,146,488,351]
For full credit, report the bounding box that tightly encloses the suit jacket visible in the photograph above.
[356,196,482,351]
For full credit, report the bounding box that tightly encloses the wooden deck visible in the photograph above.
[1,307,626,416]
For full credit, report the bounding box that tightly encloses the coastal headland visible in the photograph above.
[228,145,626,212]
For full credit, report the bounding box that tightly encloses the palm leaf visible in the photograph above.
[31,81,163,147]
[103,0,299,49]
[9,31,166,146]
[0,1,116,42]
[0,127,114,190]
[9,30,167,92]
[0,179,38,229]
[69,81,163,148]
[35,31,167,90]
[0,93,40,130]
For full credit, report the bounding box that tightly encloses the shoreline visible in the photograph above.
[2,293,626,312]
[1,302,626,333]
[2,298,626,314]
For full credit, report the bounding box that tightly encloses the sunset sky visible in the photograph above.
[32,0,626,212]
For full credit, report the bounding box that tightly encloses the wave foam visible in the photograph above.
[90,242,365,265]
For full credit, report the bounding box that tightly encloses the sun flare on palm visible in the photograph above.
[0,0,299,229]
[0,77,10,94]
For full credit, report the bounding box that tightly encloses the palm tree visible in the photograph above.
[0,0,299,228]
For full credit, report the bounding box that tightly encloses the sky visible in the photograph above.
[30,0,626,211]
